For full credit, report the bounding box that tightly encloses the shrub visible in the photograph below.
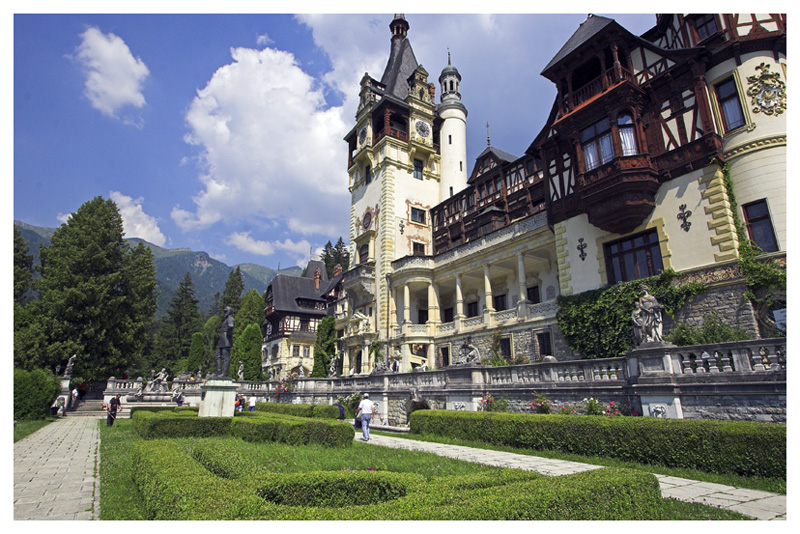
[312,404,340,419]
[478,393,509,412]
[131,410,232,439]
[232,413,353,447]
[665,310,752,346]
[254,402,313,418]
[14,367,61,420]
[409,410,785,479]
[530,391,552,414]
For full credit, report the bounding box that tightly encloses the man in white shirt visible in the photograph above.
[248,396,256,412]
[356,393,376,441]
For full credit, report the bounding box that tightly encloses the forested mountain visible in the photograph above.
[14,221,301,317]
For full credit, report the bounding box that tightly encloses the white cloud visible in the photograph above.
[75,26,150,122]
[228,231,275,256]
[173,44,351,240]
[256,33,273,46]
[56,213,72,225]
[109,191,167,246]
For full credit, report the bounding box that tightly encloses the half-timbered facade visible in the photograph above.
[261,260,343,377]
[331,13,786,376]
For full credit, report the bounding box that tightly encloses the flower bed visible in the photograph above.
[409,410,785,479]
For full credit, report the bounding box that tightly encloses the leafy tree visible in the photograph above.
[26,196,158,378]
[311,316,337,377]
[14,368,61,420]
[219,266,244,316]
[154,272,204,374]
[233,289,264,343]
[231,323,264,381]
[187,332,206,375]
[14,226,35,305]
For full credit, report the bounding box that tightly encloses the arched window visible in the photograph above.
[618,113,638,156]
[449,80,454,92]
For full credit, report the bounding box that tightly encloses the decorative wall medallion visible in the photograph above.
[677,204,692,232]
[747,63,786,116]
[359,127,367,144]
[577,237,587,261]
[399,220,405,235]
[362,211,372,230]
[415,120,430,138]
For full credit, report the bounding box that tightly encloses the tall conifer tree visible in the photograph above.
[220,266,244,315]
[155,272,204,373]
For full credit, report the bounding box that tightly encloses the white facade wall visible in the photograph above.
[438,106,469,200]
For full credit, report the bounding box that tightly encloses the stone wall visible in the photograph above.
[680,394,786,423]
[668,281,758,337]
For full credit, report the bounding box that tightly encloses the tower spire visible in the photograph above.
[486,122,491,146]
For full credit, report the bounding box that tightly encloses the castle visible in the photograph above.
[262,14,786,379]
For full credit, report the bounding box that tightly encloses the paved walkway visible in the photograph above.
[357,434,787,520]
[14,416,102,520]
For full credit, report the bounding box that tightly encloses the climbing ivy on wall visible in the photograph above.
[716,159,786,335]
[556,269,706,359]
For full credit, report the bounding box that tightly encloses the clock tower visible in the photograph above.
[341,14,469,373]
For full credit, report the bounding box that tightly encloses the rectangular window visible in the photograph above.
[413,159,424,179]
[440,346,450,367]
[743,200,779,253]
[466,301,479,318]
[716,78,745,131]
[292,345,300,357]
[605,229,664,284]
[365,166,372,184]
[448,134,452,144]
[412,242,425,256]
[527,286,541,304]
[442,307,454,323]
[582,119,614,171]
[418,309,428,324]
[303,346,310,358]
[499,337,512,358]
[694,14,718,41]
[410,207,426,224]
[536,332,552,358]
[493,294,507,311]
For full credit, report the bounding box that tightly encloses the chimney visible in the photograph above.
[333,264,343,277]
[314,269,321,290]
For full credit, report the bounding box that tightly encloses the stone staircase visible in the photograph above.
[69,399,119,418]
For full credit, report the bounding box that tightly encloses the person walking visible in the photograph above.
[356,393,376,441]
[107,394,121,427]
[71,387,78,409]
[248,395,256,412]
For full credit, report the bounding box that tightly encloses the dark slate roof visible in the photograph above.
[380,37,419,100]
[541,14,616,77]
[266,260,332,316]
[477,145,519,164]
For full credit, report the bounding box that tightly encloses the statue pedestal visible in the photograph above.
[198,378,237,418]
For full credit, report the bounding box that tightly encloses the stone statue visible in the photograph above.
[370,359,389,375]
[55,364,61,375]
[238,361,245,381]
[154,368,169,391]
[64,354,76,377]
[454,338,481,365]
[631,301,645,345]
[328,354,340,378]
[636,285,664,344]
[298,366,305,377]
[214,306,234,377]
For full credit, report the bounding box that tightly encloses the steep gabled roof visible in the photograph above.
[468,146,520,184]
[265,260,330,316]
[380,36,419,100]
[541,14,617,78]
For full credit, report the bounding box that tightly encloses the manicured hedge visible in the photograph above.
[131,410,232,439]
[232,413,353,447]
[132,438,662,520]
[410,410,786,479]
[132,409,353,446]
[131,439,269,520]
[255,402,339,419]
[128,406,199,416]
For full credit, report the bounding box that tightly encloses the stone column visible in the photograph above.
[483,264,494,325]
[427,281,439,325]
[403,283,411,325]
[389,286,398,329]
[455,274,464,318]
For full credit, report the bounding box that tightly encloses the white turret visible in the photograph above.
[438,52,468,200]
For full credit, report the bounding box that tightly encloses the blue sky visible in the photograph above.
[13,9,657,270]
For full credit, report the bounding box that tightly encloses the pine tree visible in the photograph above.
[311,316,337,377]
[187,332,206,375]
[233,289,264,343]
[231,323,264,381]
[220,266,244,316]
[333,237,350,272]
[28,196,158,378]
[320,240,335,277]
[14,226,35,305]
[154,272,204,374]
[207,291,221,318]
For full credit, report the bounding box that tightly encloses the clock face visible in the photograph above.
[359,127,367,144]
[362,212,372,229]
[415,120,430,138]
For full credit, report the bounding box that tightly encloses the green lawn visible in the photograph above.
[99,419,752,520]
[371,429,786,495]
[14,418,54,443]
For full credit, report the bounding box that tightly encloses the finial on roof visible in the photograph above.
[448,47,451,65]
[486,121,491,147]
